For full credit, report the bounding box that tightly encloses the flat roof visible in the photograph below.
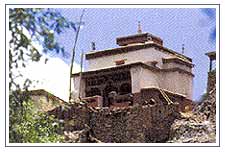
[162,57,194,68]
[116,33,149,41]
[27,89,66,104]
[205,51,216,60]
[72,61,194,77]
[86,42,192,62]
[116,32,163,45]
[72,62,159,77]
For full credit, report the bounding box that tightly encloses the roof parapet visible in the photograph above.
[116,33,163,46]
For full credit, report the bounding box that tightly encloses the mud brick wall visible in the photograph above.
[133,93,142,104]
[207,70,216,93]
[140,88,192,112]
[141,89,167,105]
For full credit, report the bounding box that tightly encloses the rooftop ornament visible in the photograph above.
[205,51,216,72]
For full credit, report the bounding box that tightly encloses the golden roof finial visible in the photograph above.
[137,21,142,34]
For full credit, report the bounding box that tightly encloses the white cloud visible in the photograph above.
[15,56,81,101]
[10,27,81,101]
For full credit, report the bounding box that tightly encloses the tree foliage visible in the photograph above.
[9,8,76,90]
[9,93,64,143]
[9,8,75,143]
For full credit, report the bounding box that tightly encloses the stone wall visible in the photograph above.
[49,104,90,131]
[89,106,144,142]
[207,70,216,93]
[90,104,179,143]
[50,102,179,143]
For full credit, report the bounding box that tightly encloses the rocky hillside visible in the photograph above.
[167,87,216,143]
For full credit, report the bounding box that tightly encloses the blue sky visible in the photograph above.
[52,8,216,101]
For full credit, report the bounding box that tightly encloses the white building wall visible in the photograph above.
[130,66,193,99]
[140,68,160,89]
[87,47,171,71]
[73,75,86,99]
[162,62,192,73]
[80,47,194,100]
[130,66,142,93]
[73,66,193,100]
[130,66,160,93]
[161,71,193,99]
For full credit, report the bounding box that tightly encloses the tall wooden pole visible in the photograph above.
[68,9,85,102]
[78,50,84,99]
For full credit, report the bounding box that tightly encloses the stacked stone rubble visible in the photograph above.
[168,87,216,143]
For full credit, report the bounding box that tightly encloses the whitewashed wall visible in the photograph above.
[130,66,193,99]
[73,75,86,99]
[162,62,192,73]
[75,47,194,100]
[140,68,160,89]
[160,71,193,99]
[130,66,142,93]
[87,47,171,71]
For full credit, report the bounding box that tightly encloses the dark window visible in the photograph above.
[119,83,131,95]
[103,83,118,106]
[86,88,101,97]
